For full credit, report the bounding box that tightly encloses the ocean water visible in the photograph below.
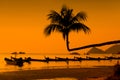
[0,53,120,72]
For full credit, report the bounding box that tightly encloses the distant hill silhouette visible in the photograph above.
[105,44,120,54]
[87,47,105,54]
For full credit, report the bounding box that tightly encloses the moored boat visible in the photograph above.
[4,57,24,67]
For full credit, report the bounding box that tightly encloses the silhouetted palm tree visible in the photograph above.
[44,5,90,51]
[44,5,120,51]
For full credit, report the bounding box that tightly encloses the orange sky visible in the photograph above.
[0,0,120,54]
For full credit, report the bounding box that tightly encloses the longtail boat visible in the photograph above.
[4,57,24,67]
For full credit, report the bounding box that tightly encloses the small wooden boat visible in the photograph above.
[4,57,24,67]
[74,57,86,61]
[44,56,55,61]
[4,58,17,65]
[55,57,69,61]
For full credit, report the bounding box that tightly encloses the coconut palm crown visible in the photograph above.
[44,5,90,51]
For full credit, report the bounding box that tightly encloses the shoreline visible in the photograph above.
[0,66,114,80]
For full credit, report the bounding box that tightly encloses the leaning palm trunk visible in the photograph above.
[67,40,120,51]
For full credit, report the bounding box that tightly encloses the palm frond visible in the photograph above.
[44,24,63,36]
[76,12,87,21]
[65,9,73,22]
[69,23,90,34]
[71,12,87,23]
[59,6,74,28]
[61,5,68,16]
[60,5,73,20]
[60,28,69,40]
[48,10,62,23]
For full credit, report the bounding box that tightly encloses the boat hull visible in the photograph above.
[4,58,23,67]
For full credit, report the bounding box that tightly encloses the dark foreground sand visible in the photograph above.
[0,66,114,80]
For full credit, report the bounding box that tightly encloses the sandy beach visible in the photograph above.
[0,66,114,80]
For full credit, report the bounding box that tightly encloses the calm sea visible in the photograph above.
[0,53,120,72]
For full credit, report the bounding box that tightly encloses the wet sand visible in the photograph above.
[0,66,114,80]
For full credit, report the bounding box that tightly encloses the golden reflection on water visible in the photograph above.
[36,77,78,80]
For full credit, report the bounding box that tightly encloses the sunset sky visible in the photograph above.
[0,0,120,54]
